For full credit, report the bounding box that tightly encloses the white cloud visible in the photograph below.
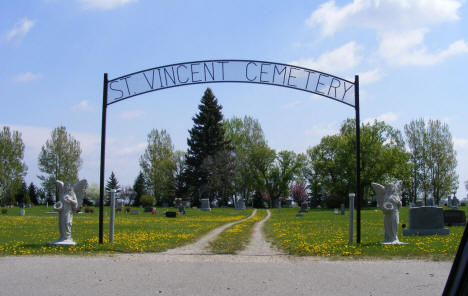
[305,122,339,138]
[454,138,468,150]
[72,100,95,112]
[12,72,42,82]
[358,68,383,85]
[307,0,461,36]
[119,110,145,120]
[364,112,399,124]
[281,100,302,110]
[379,30,468,66]
[307,0,467,67]
[5,18,35,42]
[290,41,361,74]
[114,142,146,156]
[78,0,137,10]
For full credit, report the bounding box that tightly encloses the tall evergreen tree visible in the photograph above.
[133,171,146,206]
[15,181,30,205]
[28,182,39,205]
[106,171,120,191]
[184,88,228,205]
[105,171,120,205]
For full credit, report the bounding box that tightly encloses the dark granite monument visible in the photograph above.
[403,206,450,236]
[443,209,466,226]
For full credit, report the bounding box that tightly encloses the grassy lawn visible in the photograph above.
[0,206,252,256]
[264,206,468,260]
[209,209,267,254]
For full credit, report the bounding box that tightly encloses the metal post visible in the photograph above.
[109,189,116,243]
[99,73,108,244]
[354,75,361,244]
[349,193,355,244]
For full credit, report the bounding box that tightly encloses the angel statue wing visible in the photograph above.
[73,179,88,209]
[371,182,385,208]
[56,180,64,201]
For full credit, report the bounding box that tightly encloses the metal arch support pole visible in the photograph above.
[99,73,108,244]
[354,75,361,244]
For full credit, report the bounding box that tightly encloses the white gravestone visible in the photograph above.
[371,181,406,245]
[48,179,87,246]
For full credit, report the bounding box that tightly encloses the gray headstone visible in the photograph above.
[200,198,211,211]
[340,203,345,215]
[130,210,139,215]
[403,206,450,236]
[235,199,246,210]
[443,210,466,226]
[299,203,309,213]
[296,213,304,217]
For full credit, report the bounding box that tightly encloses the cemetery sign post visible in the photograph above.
[98,59,362,243]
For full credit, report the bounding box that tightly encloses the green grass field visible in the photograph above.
[1,205,466,259]
[264,206,468,260]
[0,206,252,256]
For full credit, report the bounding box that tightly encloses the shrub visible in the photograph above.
[1,208,7,214]
[140,195,155,208]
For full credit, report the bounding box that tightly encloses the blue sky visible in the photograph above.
[1,0,467,199]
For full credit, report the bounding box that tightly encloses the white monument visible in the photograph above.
[371,181,406,245]
[48,179,87,246]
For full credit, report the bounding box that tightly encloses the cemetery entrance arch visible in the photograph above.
[99,60,361,243]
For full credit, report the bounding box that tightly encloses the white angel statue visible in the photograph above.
[48,179,87,246]
[371,181,406,245]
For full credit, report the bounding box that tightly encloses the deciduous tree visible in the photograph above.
[140,129,176,205]
[224,116,267,205]
[38,126,82,201]
[0,126,27,205]
[405,119,458,204]
[308,119,411,207]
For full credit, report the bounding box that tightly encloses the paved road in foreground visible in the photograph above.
[0,255,451,296]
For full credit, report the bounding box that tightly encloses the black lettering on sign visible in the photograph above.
[191,63,202,82]
[327,77,341,98]
[109,81,124,100]
[245,62,257,81]
[143,70,155,90]
[315,73,329,94]
[273,65,286,84]
[122,76,132,96]
[287,67,300,87]
[204,62,215,81]
[260,63,271,83]
[164,67,176,86]
[157,68,164,88]
[216,61,229,80]
[342,81,354,100]
[304,70,316,89]
[177,65,189,84]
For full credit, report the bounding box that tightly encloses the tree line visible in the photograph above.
[0,88,462,208]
